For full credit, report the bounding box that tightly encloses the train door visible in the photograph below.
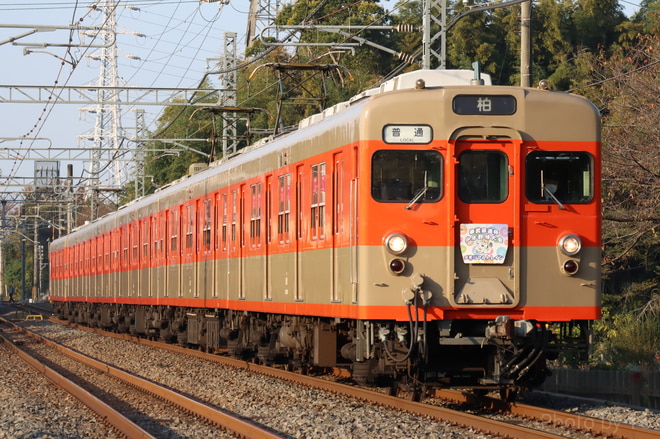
[151,212,165,300]
[139,218,150,298]
[451,128,522,307]
[111,229,120,300]
[295,165,304,301]
[166,207,181,299]
[103,232,110,298]
[264,175,273,300]
[198,198,213,303]
[239,185,247,299]
[268,173,293,301]
[332,152,346,303]
[226,189,241,300]
[264,176,273,301]
[181,203,196,298]
[130,222,139,297]
[214,192,227,300]
[121,225,130,298]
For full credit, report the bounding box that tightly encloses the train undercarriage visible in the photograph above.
[52,301,590,400]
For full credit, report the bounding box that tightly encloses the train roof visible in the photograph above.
[298,69,491,129]
[54,69,497,242]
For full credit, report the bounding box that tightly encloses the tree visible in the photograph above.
[573,0,626,50]
[144,80,220,189]
[577,34,660,367]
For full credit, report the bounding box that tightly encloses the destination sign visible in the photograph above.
[452,95,517,115]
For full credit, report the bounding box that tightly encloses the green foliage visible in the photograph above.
[3,235,34,301]
[593,286,660,367]
[144,83,221,190]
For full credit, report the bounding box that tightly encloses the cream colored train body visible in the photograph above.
[50,69,601,396]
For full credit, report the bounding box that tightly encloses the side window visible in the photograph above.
[231,191,237,242]
[250,183,262,247]
[278,174,291,243]
[310,163,326,239]
[203,199,212,248]
[458,151,508,203]
[526,152,594,204]
[222,193,228,248]
[186,205,194,250]
[371,150,442,202]
[170,209,178,252]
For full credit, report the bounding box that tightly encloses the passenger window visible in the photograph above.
[371,150,442,203]
[458,151,508,203]
[526,152,593,204]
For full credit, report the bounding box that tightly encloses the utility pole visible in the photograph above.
[21,236,25,301]
[520,0,532,87]
[33,209,38,302]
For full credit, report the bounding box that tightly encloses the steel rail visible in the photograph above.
[436,388,660,439]
[55,318,660,438]
[5,318,284,439]
[54,318,565,438]
[0,330,155,439]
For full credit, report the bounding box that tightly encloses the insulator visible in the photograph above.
[397,52,417,65]
[395,24,416,33]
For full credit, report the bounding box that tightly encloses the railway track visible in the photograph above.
[0,316,283,439]
[15,312,657,439]
[433,389,660,439]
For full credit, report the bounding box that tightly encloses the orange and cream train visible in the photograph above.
[50,69,601,397]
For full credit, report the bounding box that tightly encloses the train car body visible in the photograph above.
[50,69,601,396]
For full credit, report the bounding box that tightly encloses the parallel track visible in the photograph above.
[0,317,283,439]
[8,305,658,439]
[435,389,660,439]
[50,316,660,439]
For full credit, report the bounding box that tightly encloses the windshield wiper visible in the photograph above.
[540,170,565,210]
[406,185,428,210]
[542,186,565,210]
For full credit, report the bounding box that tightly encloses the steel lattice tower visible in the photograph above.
[246,0,281,49]
[79,0,124,218]
[220,32,239,157]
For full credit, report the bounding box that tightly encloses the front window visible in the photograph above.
[371,150,442,202]
[526,152,594,204]
[458,151,508,203]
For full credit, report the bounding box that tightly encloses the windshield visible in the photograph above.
[526,152,594,204]
[371,150,442,203]
[458,150,508,203]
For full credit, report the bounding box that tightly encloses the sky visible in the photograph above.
[0,0,249,194]
[0,0,644,197]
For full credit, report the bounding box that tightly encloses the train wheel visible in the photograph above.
[407,389,422,402]
[499,387,518,403]
[388,386,400,397]
[352,362,371,385]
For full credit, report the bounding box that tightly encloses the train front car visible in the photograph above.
[350,71,601,396]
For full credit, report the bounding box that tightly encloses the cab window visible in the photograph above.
[458,151,508,203]
[371,150,442,203]
[526,152,593,204]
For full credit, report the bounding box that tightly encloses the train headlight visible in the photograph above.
[384,233,408,255]
[558,234,581,256]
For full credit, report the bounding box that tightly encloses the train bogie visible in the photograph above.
[50,68,601,395]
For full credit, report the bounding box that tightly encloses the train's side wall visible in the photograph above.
[50,81,601,323]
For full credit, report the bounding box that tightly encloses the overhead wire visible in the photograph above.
[3,0,654,194]
[1,0,112,195]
